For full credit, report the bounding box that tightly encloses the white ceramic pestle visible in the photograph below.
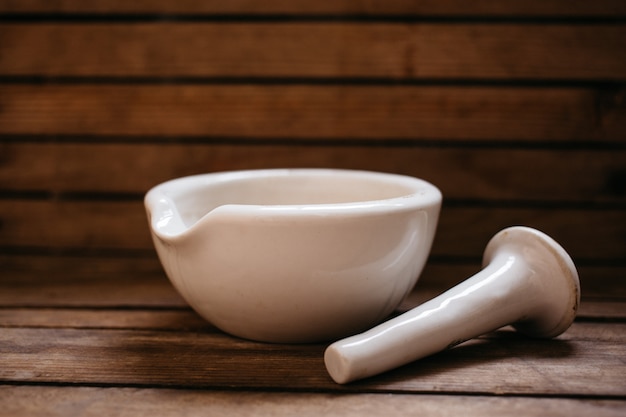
[324,226,580,384]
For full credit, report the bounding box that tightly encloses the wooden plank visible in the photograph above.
[1,255,623,308]
[578,301,626,319]
[1,254,623,310]
[1,24,624,80]
[2,199,625,260]
[0,254,186,308]
[0,308,209,331]
[431,206,626,262]
[0,199,152,250]
[415,263,626,301]
[0,274,185,308]
[0,253,165,283]
[2,142,625,204]
[0,279,622,318]
[2,387,625,417]
[0,253,185,307]
[0,324,624,395]
[0,85,623,141]
[366,327,626,395]
[1,305,623,333]
[1,0,626,17]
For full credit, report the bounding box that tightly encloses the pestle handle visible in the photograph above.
[325,254,523,384]
[324,226,580,384]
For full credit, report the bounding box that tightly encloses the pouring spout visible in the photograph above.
[144,191,188,239]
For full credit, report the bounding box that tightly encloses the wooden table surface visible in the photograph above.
[1,1,625,415]
[1,256,625,416]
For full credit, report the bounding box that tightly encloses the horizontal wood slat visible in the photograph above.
[0,200,151,250]
[0,308,209,330]
[1,254,624,306]
[2,307,625,334]
[2,0,626,17]
[2,142,624,203]
[1,324,624,395]
[3,386,626,417]
[0,308,206,332]
[2,199,625,260]
[1,24,624,80]
[415,264,626,302]
[1,85,623,141]
[0,273,185,309]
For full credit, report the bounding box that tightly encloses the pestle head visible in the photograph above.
[482,226,580,339]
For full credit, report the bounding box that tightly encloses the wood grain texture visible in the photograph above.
[1,0,626,16]
[1,324,624,395]
[0,308,209,330]
[1,85,623,141]
[1,254,624,313]
[2,306,624,332]
[2,386,625,417]
[2,142,625,203]
[2,254,623,308]
[577,302,626,319]
[0,273,185,308]
[1,24,624,80]
[0,2,623,415]
[2,199,624,260]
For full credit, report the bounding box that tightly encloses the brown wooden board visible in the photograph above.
[1,254,623,307]
[0,323,624,395]
[2,386,625,417]
[2,199,624,260]
[1,24,624,80]
[1,304,624,331]
[0,308,209,331]
[1,85,623,141]
[0,273,185,308]
[2,0,626,16]
[1,142,624,204]
[1,255,624,313]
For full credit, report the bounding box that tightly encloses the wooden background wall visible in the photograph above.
[0,1,625,306]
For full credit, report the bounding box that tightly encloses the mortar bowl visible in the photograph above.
[145,169,442,343]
